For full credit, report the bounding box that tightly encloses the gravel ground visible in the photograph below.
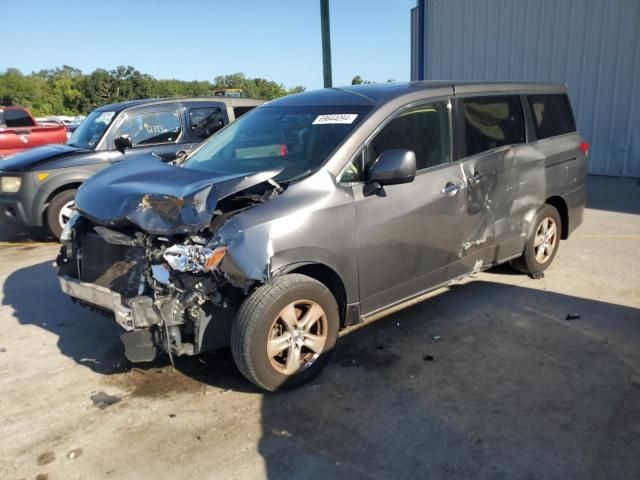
[0,175,638,480]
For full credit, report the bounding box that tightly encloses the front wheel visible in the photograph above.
[231,274,340,392]
[46,189,77,240]
[511,204,561,275]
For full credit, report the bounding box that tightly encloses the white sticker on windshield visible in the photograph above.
[96,111,115,124]
[312,114,358,125]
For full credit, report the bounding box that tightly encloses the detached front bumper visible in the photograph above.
[58,275,137,330]
[58,275,161,362]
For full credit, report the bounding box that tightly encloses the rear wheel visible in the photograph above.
[231,274,340,392]
[511,204,561,275]
[46,189,77,240]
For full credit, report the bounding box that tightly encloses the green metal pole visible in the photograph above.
[320,0,333,88]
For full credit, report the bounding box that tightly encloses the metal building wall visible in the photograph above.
[413,0,640,177]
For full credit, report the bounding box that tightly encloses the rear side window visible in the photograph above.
[233,106,255,119]
[528,94,576,140]
[367,101,451,173]
[1,108,34,128]
[462,95,525,156]
[188,107,225,140]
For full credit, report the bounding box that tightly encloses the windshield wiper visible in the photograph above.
[267,178,283,193]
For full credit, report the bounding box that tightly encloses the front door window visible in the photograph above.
[114,109,182,147]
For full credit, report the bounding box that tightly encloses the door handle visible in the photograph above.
[441,182,464,197]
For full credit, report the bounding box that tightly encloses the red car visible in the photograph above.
[0,106,68,158]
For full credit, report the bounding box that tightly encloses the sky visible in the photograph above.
[0,0,416,90]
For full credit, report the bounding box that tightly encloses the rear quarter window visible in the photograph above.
[462,95,525,156]
[188,107,225,140]
[1,108,34,128]
[233,106,256,119]
[527,94,576,140]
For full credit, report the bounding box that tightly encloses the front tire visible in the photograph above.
[511,204,561,275]
[46,189,77,240]
[231,274,340,392]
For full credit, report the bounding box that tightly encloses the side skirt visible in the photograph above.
[340,253,525,336]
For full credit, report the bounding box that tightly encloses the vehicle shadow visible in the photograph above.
[257,281,640,479]
[3,259,131,374]
[2,259,257,392]
[4,261,640,478]
[0,223,54,242]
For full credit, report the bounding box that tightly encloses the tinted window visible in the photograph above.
[233,106,255,119]
[528,94,576,140]
[1,108,34,127]
[463,95,525,156]
[189,107,224,140]
[114,109,181,146]
[367,101,451,173]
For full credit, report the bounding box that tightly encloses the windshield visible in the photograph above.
[184,105,371,182]
[67,110,116,149]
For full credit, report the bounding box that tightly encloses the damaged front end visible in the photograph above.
[56,155,281,363]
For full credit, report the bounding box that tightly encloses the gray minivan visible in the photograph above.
[56,81,587,391]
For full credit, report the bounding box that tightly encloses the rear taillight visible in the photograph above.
[580,141,589,155]
[280,144,288,156]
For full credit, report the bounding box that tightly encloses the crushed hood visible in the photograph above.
[0,144,88,171]
[75,154,281,234]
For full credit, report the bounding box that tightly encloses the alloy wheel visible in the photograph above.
[267,299,328,375]
[533,217,558,264]
[58,200,76,230]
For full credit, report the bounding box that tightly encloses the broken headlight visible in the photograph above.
[162,244,227,273]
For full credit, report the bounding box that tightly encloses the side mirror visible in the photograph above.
[114,135,132,154]
[364,149,416,196]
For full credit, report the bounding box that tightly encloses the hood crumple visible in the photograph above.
[75,154,281,234]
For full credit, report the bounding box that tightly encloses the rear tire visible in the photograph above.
[231,274,340,392]
[511,204,561,275]
[46,189,77,240]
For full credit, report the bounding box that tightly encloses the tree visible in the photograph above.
[351,75,375,85]
[352,75,393,85]
[211,73,301,100]
[0,66,305,115]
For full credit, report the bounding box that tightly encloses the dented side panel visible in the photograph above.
[458,143,546,270]
[215,169,360,303]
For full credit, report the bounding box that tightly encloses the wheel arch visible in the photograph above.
[41,182,82,223]
[276,262,349,327]
[545,195,569,239]
[31,174,88,223]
